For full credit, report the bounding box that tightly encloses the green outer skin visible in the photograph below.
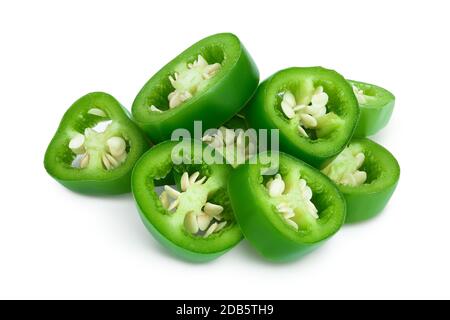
[228,152,346,262]
[132,33,260,143]
[349,80,395,137]
[137,208,228,262]
[132,140,242,262]
[332,138,400,223]
[44,92,149,195]
[244,67,359,167]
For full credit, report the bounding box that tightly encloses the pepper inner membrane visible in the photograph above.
[202,125,256,168]
[146,45,225,112]
[276,80,344,140]
[351,83,376,105]
[155,163,234,238]
[262,169,321,232]
[66,108,130,171]
[321,143,384,186]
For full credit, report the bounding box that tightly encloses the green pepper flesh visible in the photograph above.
[132,140,242,262]
[322,138,400,223]
[132,33,259,143]
[349,80,395,137]
[44,92,149,194]
[228,151,346,261]
[244,67,359,167]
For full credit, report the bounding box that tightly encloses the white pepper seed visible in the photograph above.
[202,134,213,142]
[168,198,180,211]
[189,171,200,184]
[210,135,224,148]
[281,100,296,119]
[300,114,318,128]
[102,154,112,170]
[215,221,227,233]
[69,133,85,154]
[87,108,107,117]
[299,179,307,190]
[353,171,367,185]
[283,91,296,107]
[181,172,190,192]
[160,191,170,209]
[203,222,218,238]
[282,211,296,219]
[220,127,235,146]
[203,202,224,217]
[355,152,365,168]
[285,219,299,230]
[105,153,119,168]
[107,137,126,158]
[197,212,212,231]
[84,128,95,137]
[298,125,309,137]
[311,91,328,106]
[195,176,207,185]
[314,86,324,95]
[184,211,199,234]
[196,55,208,67]
[306,202,319,219]
[303,186,313,201]
[164,185,181,199]
[268,174,285,197]
[80,154,89,169]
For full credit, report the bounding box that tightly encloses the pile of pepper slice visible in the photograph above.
[44,32,400,262]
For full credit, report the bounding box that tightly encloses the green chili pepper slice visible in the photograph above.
[44,92,149,195]
[132,33,259,143]
[349,80,395,137]
[228,151,346,261]
[321,138,400,223]
[244,67,359,167]
[132,140,242,262]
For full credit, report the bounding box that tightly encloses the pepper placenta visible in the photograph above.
[349,80,395,137]
[132,140,242,262]
[321,138,400,223]
[44,92,149,195]
[244,67,360,167]
[132,33,259,143]
[200,114,255,168]
[228,151,346,261]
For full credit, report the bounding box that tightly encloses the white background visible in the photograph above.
[1,0,449,300]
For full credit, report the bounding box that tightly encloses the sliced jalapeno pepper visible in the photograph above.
[228,151,346,261]
[132,33,259,143]
[321,138,400,223]
[132,140,242,262]
[244,67,359,167]
[44,92,149,195]
[349,80,395,137]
